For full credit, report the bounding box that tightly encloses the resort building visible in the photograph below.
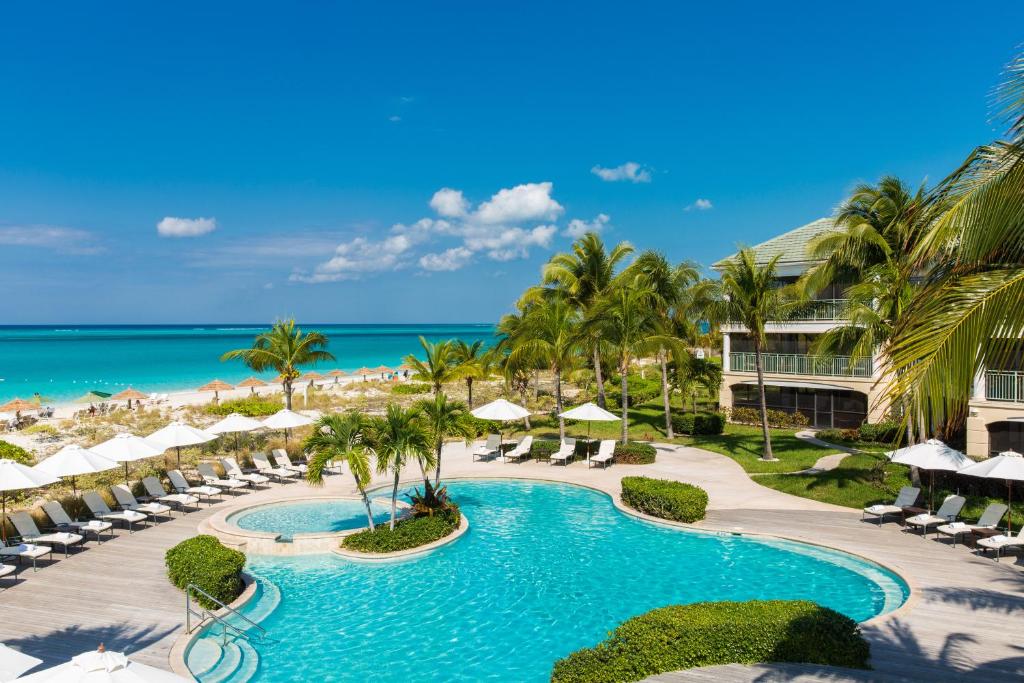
[968,362,1024,457]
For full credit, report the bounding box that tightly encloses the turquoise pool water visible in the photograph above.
[188,479,908,682]
[228,498,393,539]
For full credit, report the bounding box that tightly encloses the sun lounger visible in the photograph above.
[42,501,112,543]
[862,486,921,526]
[251,453,298,482]
[9,511,84,558]
[167,469,222,504]
[197,463,249,493]
[0,539,52,571]
[272,449,308,474]
[220,457,270,487]
[141,477,199,513]
[905,495,966,537]
[111,485,172,520]
[473,434,501,461]
[589,439,616,468]
[976,527,1024,561]
[82,491,148,532]
[0,562,17,583]
[936,503,1008,548]
[550,438,577,466]
[503,436,533,463]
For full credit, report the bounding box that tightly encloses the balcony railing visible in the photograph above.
[985,370,1024,402]
[786,299,849,321]
[729,352,873,378]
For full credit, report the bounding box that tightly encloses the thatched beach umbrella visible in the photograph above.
[0,398,39,415]
[111,387,147,409]
[355,367,373,381]
[300,371,323,387]
[237,377,267,395]
[198,379,234,401]
[326,369,346,384]
[371,365,392,379]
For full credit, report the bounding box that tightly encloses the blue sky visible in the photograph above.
[1,2,1022,324]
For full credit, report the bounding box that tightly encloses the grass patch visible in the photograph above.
[680,424,828,474]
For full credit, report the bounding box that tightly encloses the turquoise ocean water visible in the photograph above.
[0,324,494,404]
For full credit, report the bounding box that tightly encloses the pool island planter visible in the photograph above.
[332,512,470,562]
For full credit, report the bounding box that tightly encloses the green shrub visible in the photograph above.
[621,476,707,522]
[530,439,560,461]
[613,442,657,464]
[671,412,725,435]
[817,428,860,444]
[551,600,870,682]
[206,397,282,417]
[605,374,662,408]
[342,507,460,553]
[464,416,496,437]
[165,535,246,609]
[859,421,900,444]
[729,406,810,429]
[0,440,33,465]
[391,382,432,395]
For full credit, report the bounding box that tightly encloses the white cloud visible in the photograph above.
[466,225,557,261]
[565,213,611,238]
[684,198,713,212]
[429,188,469,218]
[591,162,651,183]
[419,247,473,271]
[472,182,563,224]
[290,233,417,283]
[0,224,102,255]
[157,216,217,237]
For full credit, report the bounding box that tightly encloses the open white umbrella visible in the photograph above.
[262,409,313,446]
[0,459,58,542]
[0,643,42,681]
[145,421,216,468]
[559,402,621,462]
[888,439,971,512]
[207,413,264,457]
[958,450,1024,533]
[471,399,531,453]
[91,433,165,485]
[16,646,189,682]
[33,444,117,495]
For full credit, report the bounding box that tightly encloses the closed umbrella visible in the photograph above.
[0,459,57,542]
[145,421,216,468]
[91,433,165,485]
[472,399,531,452]
[559,402,621,459]
[0,642,42,681]
[34,444,117,495]
[888,439,971,512]
[16,645,189,682]
[207,413,264,457]
[263,408,313,445]
[958,450,1024,533]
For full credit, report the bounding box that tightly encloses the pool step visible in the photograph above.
[199,640,242,683]
[187,639,224,680]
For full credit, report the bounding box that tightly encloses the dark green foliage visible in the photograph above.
[671,412,725,435]
[530,439,561,461]
[406,481,456,517]
[816,428,860,444]
[165,535,246,609]
[621,476,707,522]
[342,507,460,553]
[613,442,657,464]
[729,407,810,429]
[605,374,662,408]
[206,397,282,417]
[0,440,33,464]
[858,421,900,444]
[391,382,432,395]
[464,416,498,437]
[550,600,870,682]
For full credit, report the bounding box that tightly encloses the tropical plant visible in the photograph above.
[450,339,490,408]
[406,482,456,517]
[220,320,334,409]
[416,392,474,487]
[303,412,377,530]
[369,404,432,530]
[403,336,460,394]
[674,356,722,414]
[495,308,538,427]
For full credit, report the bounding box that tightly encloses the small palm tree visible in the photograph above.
[369,404,432,530]
[403,336,459,394]
[451,339,489,408]
[304,412,376,530]
[417,392,474,487]
[675,356,723,415]
[221,320,334,409]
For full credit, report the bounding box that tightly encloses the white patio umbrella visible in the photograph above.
[16,646,189,682]
[559,402,621,462]
[0,642,42,681]
[888,439,971,512]
[471,399,531,452]
[262,408,313,445]
[207,413,264,457]
[0,459,57,542]
[958,450,1024,533]
[33,444,117,495]
[145,421,216,468]
[91,433,165,485]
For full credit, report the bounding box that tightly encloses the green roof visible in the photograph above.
[713,217,838,269]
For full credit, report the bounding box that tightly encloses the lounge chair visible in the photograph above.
[976,527,1024,561]
[9,511,84,558]
[905,495,966,537]
[272,449,308,474]
[503,436,533,463]
[0,562,17,584]
[167,469,222,504]
[0,538,52,571]
[936,503,1008,548]
[550,438,577,466]
[220,457,270,487]
[473,434,501,461]
[862,486,921,526]
[82,491,148,533]
[141,477,199,513]
[250,453,298,482]
[197,463,249,493]
[42,501,113,543]
[589,440,616,468]
[111,485,172,521]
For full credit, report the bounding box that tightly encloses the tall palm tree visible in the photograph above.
[221,320,334,409]
[403,336,460,394]
[450,339,489,408]
[304,412,376,530]
[369,404,432,530]
[417,392,474,487]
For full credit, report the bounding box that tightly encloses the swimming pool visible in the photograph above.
[188,479,908,682]
[227,498,393,539]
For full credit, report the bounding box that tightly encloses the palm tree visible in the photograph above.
[675,355,723,415]
[451,339,489,408]
[417,392,474,487]
[221,320,334,409]
[369,404,432,529]
[304,412,376,530]
[403,336,460,394]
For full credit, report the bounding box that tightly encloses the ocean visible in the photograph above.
[0,324,495,404]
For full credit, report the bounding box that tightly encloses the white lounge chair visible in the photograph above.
[272,449,308,474]
[220,457,270,487]
[82,491,148,533]
[141,477,199,513]
[0,562,16,583]
[251,453,298,482]
[196,463,248,494]
[976,527,1024,561]
[549,438,577,466]
[42,501,113,543]
[0,538,52,571]
[9,511,84,558]
[473,434,501,461]
[111,485,172,521]
[905,495,966,537]
[936,503,1008,548]
[167,469,222,504]
[589,440,616,468]
[862,486,921,526]
[503,436,533,463]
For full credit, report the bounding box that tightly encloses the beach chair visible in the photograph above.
[0,562,17,584]
[976,526,1024,561]
[503,436,533,463]
[862,486,920,526]
[167,469,222,504]
[220,457,270,487]
[473,434,501,461]
[42,501,113,543]
[9,511,84,558]
[251,453,298,482]
[936,503,1008,548]
[549,438,577,466]
[141,477,199,513]
[111,485,172,521]
[0,539,52,572]
[589,440,616,468]
[272,449,308,474]
[82,491,148,533]
[905,495,966,537]
[196,463,248,494]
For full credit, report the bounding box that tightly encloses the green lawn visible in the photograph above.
[678,424,829,474]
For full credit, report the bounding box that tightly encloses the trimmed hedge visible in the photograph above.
[613,442,657,464]
[342,507,460,553]
[165,535,246,610]
[530,439,560,461]
[671,412,725,435]
[621,476,707,522]
[729,406,810,429]
[817,428,860,444]
[551,600,870,682]
[859,421,900,444]
[391,382,432,395]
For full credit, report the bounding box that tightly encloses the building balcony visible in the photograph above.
[984,370,1024,403]
[787,298,849,321]
[729,352,873,378]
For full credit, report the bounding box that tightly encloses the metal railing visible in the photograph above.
[185,583,267,645]
[985,370,1024,402]
[729,352,873,378]
[785,298,849,321]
